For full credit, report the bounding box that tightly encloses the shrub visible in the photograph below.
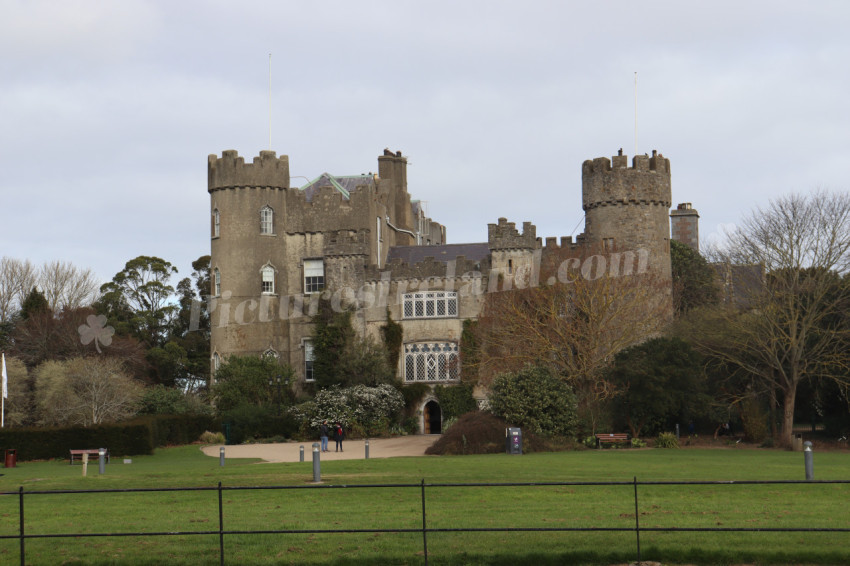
[199,431,226,444]
[426,411,557,455]
[292,384,404,438]
[739,397,769,443]
[426,412,510,455]
[221,404,298,445]
[488,365,578,439]
[434,383,478,420]
[631,438,647,448]
[655,432,679,449]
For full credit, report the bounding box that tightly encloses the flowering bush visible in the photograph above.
[291,384,404,437]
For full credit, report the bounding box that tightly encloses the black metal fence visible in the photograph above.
[2,479,849,565]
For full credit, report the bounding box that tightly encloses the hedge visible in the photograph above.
[0,414,217,462]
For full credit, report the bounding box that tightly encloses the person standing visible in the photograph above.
[320,420,329,452]
[333,422,345,452]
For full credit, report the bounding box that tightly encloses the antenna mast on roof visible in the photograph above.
[268,53,272,151]
[634,71,638,157]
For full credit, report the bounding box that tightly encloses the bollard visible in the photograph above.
[312,442,321,483]
[98,448,106,475]
[82,453,88,477]
[365,438,370,459]
[219,446,225,467]
[675,423,680,439]
[300,445,305,462]
[804,441,814,480]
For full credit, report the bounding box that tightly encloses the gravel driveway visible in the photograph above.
[201,435,438,463]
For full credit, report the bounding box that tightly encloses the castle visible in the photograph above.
[208,148,697,433]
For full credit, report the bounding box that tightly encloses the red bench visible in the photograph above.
[69,449,109,465]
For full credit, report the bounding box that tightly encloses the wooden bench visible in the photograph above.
[595,433,630,449]
[69,449,109,465]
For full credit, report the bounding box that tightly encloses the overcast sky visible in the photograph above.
[3,1,849,286]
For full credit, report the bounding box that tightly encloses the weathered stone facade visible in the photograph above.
[208,148,686,432]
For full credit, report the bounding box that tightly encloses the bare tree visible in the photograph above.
[34,356,143,427]
[39,260,101,312]
[474,247,671,431]
[0,257,38,322]
[686,191,850,446]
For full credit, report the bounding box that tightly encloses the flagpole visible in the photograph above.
[1,353,6,428]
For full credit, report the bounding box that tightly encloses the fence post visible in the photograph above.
[218,482,224,566]
[633,477,641,564]
[18,486,24,566]
[420,479,428,566]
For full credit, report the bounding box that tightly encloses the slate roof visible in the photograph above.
[299,173,376,201]
[386,243,490,265]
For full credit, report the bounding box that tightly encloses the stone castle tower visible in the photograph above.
[581,149,672,281]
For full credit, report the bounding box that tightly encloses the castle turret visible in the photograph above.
[208,150,292,374]
[581,150,672,280]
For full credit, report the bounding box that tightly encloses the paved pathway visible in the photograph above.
[200,435,438,463]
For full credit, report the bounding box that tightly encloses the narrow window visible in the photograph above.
[304,339,315,382]
[260,205,274,235]
[213,208,220,238]
[214,268,221,296]
[213,352,221,372]
[261,264,275,294]
[508,259,513,274]
[376,217,382,269]
[304,259,324,294]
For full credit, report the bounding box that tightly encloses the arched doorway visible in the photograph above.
[424,400,442,434]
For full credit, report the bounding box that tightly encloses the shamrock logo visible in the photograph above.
[78,314,115,353]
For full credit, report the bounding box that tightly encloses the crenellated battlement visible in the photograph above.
[582,150,672,212]
[208,150,290,192]
[487,218,538,250]
[542,235,584,250]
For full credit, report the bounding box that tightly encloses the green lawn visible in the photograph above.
[1,445,849,565]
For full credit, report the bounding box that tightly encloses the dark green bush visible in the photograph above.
[0,415,219,461]
[220,403,299,445]
[434,383,478,420]
[425,411,554,455]
[655,432,680,449]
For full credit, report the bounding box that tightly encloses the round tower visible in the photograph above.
[581,149,672,280]
[208,150,291,372]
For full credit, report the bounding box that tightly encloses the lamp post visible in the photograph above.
[269,375,282,416]
[268,374,291,416]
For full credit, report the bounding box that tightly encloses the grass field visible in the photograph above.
[1,444,849,565]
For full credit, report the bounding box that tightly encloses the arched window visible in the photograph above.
[263,347,278,359]
[214,268,221,296]
[213,208,220,237]
[261,264,276,294]
[260,205,274,234]
[213,352,221,372]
